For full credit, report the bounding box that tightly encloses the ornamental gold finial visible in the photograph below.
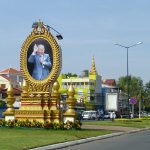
[22,79,27,87]
[3,83,15,116]
[52,81,60,93]
[7,83,13,97]
[90,56,97,75]
[38,19,43,28]
[50,80,60,123]
[63,84,76,123]
[68,84,75,98]
[21,79,28,97]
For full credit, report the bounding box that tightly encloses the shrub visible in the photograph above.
[43,121,53,129]
[5,120,15,128]
[73,120,82,129]
[32,120,43,128]
[53,122,61,130]
[141,116,150,120]
[115,118,142,122]
[15,120,26,127]
[0,119,82,130]
[0,100,5,108]
[64,121,74,130]
[59,121,64,130]
[0,119,5,127]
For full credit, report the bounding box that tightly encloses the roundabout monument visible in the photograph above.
[4,20,76,123]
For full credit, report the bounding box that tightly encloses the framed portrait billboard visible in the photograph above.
[20,22,62,92]
[27,38,53,80]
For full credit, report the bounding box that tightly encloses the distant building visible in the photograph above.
[0,68,23,98]
[102,79,116,87]
[102,79,128,114]
[0,87,3,99]
[58,57,102,110]
[0,68,23,89]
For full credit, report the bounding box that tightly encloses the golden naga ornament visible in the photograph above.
[20,20,62,92]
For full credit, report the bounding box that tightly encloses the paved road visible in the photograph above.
[59,130,150,150]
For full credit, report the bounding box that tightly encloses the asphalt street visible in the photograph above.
[59,130,150,150]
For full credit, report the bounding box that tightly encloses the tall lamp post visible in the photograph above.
[114,42,143,117]
[32,21,63,40]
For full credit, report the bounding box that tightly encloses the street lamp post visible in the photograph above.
[32,21,63,40]
[114,42,143,117]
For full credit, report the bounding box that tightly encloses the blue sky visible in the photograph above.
[0,0,150,83]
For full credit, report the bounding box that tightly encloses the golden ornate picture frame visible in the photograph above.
[20,22,62,92]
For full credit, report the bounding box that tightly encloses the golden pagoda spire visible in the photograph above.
[90,56,97,75]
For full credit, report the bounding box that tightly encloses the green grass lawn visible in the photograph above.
[83,119,150,128]
[0,128,112,150]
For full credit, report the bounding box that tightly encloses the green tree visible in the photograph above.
[63,72,77,78]
[82,70,89,77]
[117,75,143,100]
[143,81,150,112]
[0,99,5,108]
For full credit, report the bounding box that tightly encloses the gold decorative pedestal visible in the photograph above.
[50,81,60,123]
[63,85,77,123]
[15,81,60,123]
[3,83,16,121]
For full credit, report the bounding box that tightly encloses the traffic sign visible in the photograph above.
[129,97,137,105]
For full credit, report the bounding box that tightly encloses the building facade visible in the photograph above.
[102,79,128,115]
[0,68,23,89]
[58,57,102,110]
[0,68,23,98]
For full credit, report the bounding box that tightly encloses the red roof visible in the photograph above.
[0,68,21,74]
[0,75,16,83]
[102,79,116,86]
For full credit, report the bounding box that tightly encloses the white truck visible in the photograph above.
[82,110,97,120]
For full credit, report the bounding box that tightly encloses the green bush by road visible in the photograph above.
[83,118,150,128]
[0,100,5,108]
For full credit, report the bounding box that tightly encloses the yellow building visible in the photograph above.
[58,57,102,110]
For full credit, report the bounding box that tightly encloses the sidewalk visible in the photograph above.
[82,124,138,132]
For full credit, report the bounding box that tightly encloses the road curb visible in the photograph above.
[30,132,124,150]
[30,128,150,150]
[125,127,150,134]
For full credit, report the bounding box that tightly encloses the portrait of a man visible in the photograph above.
[27,38,52,80]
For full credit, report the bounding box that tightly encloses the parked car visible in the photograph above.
[82,110,97,120]
[76,111,83,121]
[97,113,104,120]
[104,112,110,119]
[121,114,129,118]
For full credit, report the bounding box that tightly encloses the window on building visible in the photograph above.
[19,76,23,82]
[81,82,84,88]
[10,74,17,81]
[74,82,77,88]
[76,82,80,88]
[62,82,67,88]
[0,84,6,88]
[90,96,95,101]
[85,82,89,88]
